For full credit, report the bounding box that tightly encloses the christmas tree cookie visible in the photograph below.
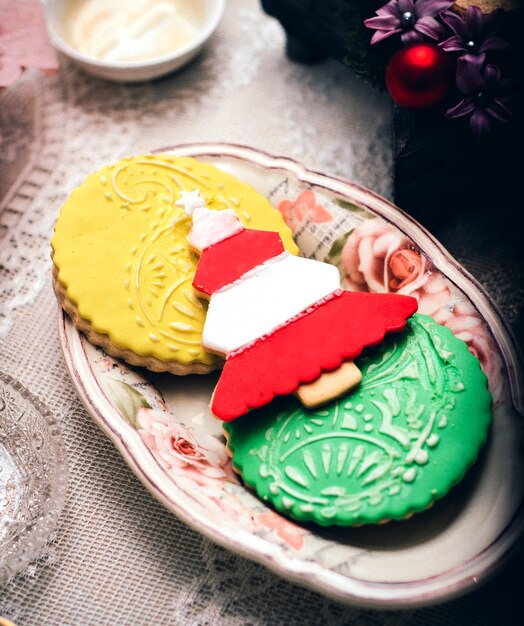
[224,315,493,526]
[181,191,418,419]
[52,154,298,374]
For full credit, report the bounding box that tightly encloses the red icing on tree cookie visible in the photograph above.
[193,229,284,296]
[212,290,418,421]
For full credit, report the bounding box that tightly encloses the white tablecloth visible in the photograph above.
[1,1,521,624]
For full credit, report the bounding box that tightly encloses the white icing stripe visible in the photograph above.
[202,254,340,354]
[187,207,244,252]
[214,250,290,294]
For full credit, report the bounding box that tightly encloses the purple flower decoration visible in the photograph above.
[440,6,510,67]
[364,0,454,45]
[446,59,511,138]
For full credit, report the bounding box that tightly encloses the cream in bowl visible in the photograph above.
[45,0,225,82]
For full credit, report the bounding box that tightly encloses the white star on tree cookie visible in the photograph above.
[175,189,206,216]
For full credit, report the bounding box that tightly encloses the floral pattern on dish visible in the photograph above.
[277,189,332,230]
[136,408,234,482]
[93,363,265,530]
[255,511,306,551]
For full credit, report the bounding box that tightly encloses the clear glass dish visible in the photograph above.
[0,371,68,584]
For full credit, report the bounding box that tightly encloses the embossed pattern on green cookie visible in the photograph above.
[224,314,493,526]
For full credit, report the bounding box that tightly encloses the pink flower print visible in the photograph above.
[342,218,427,293]
[388,248,424,290]
[277,190,332,232]
[417,272,453,324]
[341,218,452,323]
[137,408,233,481]
[256,511,305,551]
[444,301,505,404]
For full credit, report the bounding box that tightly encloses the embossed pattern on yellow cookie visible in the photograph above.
[52,154,298,369]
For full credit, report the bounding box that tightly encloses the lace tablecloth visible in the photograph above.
[1,1,522,624]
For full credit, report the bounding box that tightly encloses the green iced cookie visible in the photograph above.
[224,314,492,526]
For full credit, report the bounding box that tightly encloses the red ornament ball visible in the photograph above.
[386,43,453,110]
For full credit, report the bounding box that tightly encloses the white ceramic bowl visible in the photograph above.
[44,0,225,82]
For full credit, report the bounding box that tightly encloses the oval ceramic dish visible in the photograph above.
[57,143,524,608]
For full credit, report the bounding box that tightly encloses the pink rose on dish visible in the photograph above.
[341,218,452,323]
[137,408,233,481]
[342,218,427,293]
[277,190,332,232]
[417,272,454,324]
[256,511,305,551]
[444,301,505,405]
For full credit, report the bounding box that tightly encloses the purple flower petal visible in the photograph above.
[470,109,492,139]
[439,35,466,53]
[486,98,512,123]
[462,53,486,68]
[446,97,475,119]
[377,1,401,17]
[456,58,484,93]
[401,29,424,44]
[370,28,402,44]
[364,15,401,30]
[414,15,444,39]
[441,10,466,38]
[479,36,511,53]
[417,0,454,18]
[399,0,415,14]
[465,6,484,40]
[484,63,501,89]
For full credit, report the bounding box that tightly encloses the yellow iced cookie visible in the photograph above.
[52,154,298,373]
